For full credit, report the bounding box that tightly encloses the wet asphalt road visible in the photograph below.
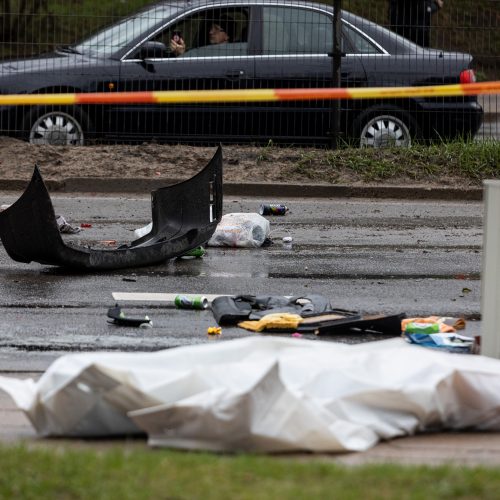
[0,193,483,371]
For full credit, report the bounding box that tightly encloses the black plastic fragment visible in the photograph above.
[297,312,407,336]
[107,304,152,327]
[0,146,223,270]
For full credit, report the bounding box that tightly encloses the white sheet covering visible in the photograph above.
[1,337,500,452]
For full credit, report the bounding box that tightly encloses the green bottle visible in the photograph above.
[179,246,206,259]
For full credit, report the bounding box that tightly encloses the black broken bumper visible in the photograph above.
[0,146,223,270]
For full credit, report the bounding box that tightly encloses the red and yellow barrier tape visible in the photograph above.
[0,81,498,106]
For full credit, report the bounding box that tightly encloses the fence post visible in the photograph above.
[330,0,342,149]
[481,180,500,358]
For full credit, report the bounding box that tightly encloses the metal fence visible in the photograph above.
[0,0,498,147]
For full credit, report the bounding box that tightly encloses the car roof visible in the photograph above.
[155,0,333,10]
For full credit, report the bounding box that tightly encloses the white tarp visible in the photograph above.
[1,337,500,453]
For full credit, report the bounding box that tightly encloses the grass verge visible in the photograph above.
[1,443,500,499]
[253,140,500,186]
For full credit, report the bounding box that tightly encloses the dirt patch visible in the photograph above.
[0,136,481,188]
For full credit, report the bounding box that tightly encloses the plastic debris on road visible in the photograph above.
[207,213,270,248]
[107,304,152,328]
[404,332,475,353]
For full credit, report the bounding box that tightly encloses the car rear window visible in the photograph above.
[262,6,332,55]
[343,23,383,54]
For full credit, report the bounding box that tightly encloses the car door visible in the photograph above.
[113,6,256,142]
[252,4,367,143]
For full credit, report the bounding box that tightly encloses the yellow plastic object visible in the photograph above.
[238,313,303,332]
[207,326,222,336]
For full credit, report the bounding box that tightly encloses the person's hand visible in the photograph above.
[170,38,185,56]
[436,0,444,8]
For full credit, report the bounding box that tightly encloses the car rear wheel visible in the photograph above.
[25,107,88,145]
[354,107,419,148]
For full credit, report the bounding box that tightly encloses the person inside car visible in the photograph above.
[170,17,235,57]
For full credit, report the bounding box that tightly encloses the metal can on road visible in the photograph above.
[259,204,288,216]
[174,295,208,310]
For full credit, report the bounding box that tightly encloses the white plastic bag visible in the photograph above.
[207,213,270,248]
[134,222,152,239]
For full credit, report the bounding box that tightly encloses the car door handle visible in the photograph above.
[225,70,245,79]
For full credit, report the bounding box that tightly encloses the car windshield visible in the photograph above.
[73,5,179,57]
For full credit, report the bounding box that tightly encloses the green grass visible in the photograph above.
[1,443,500,499]
[265,140,500,185]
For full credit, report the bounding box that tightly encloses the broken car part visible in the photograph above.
[297,312,407,336]
[107,304,152,328]
[0,146,223,270]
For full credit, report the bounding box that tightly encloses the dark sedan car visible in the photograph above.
[0,0,483,147]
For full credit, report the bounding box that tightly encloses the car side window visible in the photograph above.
[343,24,382,54]
[262,7,332,55]
[145,7,250,59]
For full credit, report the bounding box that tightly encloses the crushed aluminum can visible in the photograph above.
[174,295,208,310]
[259,204,288,216]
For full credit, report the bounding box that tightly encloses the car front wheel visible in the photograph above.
[26,108,88,145]
[354,107,419,148]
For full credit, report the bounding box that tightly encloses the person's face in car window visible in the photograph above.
[209,24,229,44]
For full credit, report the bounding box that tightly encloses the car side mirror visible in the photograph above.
[137,41,168,59]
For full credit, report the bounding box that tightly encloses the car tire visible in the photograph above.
[24,107,90,145]
[353,106,420,148]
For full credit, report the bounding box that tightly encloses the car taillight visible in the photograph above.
[460,69,476,84]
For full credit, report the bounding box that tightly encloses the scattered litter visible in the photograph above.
[111,292,229,305]
[107,304,152,327]
[298,312,405,336]
[291,332,302,338]
[402,316,473,352]
[207,326,222,336]
[259,203,288,216]
[179,246,206,259]
[404,322,440,334]
[174,295,208,310]
[100,240,117,247]
[80,223,92,228]
[402,316,465,334]
[239,313,303,332]
[208,294,399,337]
[282,236,293,250]
[134,222,152,239]
[122,277,137,282]
[211,294,334,326]
[404,332,475,353]
[55,215,81,234]
[207,213,270,248]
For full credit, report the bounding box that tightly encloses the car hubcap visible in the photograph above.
[30,112,84,145]
[360,115,411,148]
